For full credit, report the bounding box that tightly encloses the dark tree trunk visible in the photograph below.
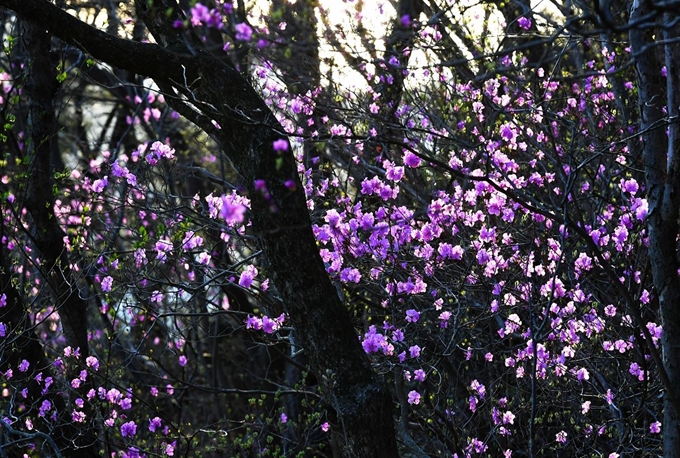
[630,0,680,455]
[21,19,90,358]
[16,18,99,457]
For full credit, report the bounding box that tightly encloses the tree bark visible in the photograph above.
[16,18,100,457]
[21,17,91,359]
[0,0,400,455]
[630,0,680,455]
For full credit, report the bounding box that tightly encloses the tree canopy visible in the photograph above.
[0,0,678,456]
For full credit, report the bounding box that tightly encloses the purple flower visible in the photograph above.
[259,314,284,334]
[92,176,108,193]
[407,390,421,405]
[150,141,175,160]
[121,420,137,437]
[405,309,420,323]
[120,397,132,410]
[362,326,387,354]
[239,265,258,288]
[0,293,7,307]
[409,345,421,358]
[246,316,263,330]
[155,239,173,262]
[86,356,99,371]
[190,3,209,25]
[151,290,163,304]
[500,124,516,142]
[650,421,661,434]
[72,410,86,423]
[470,379,486,398]
[133,249,147,268]
[38,400,51,417]
[273,139,289,152]
[181,231,204,250]
[220,195,247,225]
[392,329,404,342]
[340,267,361,283]
[403,151,421,168]
[620,178,639,194]
[164,441,177,456]
[149,417,162,432]
[106,388,122,404]
[518,16,532,30]
[576,367,590,381]
[235,22,253,41]
[178,355,187,367]
[383,160,404,182]
[101,276,113,292]
[19,360,29,372]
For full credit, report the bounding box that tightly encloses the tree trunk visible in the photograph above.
[630,1,680,455]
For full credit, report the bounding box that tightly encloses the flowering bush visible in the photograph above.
[0,0,672,456]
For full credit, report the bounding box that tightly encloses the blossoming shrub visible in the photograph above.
[0,0,664,457]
